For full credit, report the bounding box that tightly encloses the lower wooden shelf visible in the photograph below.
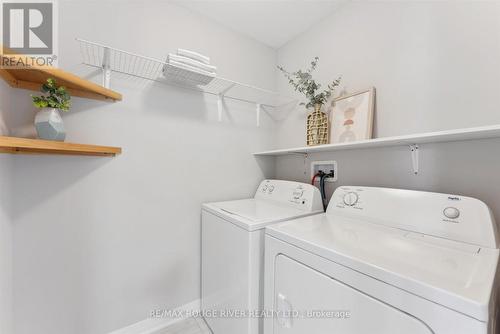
[0,136,121,156]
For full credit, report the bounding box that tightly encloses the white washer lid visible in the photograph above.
[266,214,500,322]
[203,199,322,231]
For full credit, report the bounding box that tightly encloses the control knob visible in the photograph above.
[293,188,304,199]
[343,192,359,206]
[443,207,460,219]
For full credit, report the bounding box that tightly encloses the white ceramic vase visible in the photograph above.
[34,108,66,141]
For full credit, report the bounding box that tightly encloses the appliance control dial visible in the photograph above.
[443,207,460,219]
[343,192,359,206]
[293,188,304,199]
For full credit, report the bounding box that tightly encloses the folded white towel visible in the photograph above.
[168,54,217,74]
[177,48,210,65]
[167,60,216,78]
[163,60,215,86]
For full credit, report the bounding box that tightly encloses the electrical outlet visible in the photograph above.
[311,161,338,182]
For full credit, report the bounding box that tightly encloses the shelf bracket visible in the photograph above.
[410,144,419,175]
[216,84,237,122]
[256,103,261,127]
[217,94,223,122]
[102,47,111,89]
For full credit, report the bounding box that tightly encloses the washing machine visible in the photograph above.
[264,186,500,334]
[202,179,323,334]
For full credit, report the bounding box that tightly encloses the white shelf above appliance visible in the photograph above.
[253,124,500,174]
[76,38,296,125]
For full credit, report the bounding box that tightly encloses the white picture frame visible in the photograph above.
[330,88,375,144]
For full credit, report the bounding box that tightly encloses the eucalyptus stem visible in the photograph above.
[278,57,341,109]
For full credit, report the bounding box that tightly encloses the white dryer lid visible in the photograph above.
[203,199,322,231]
[266,213,499,322]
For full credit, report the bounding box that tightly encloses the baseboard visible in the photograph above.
[108,299,200,334]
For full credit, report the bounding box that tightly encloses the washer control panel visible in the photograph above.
[255,180,323,212]
[328,186,497,248]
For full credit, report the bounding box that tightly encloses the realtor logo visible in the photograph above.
[1,0,58,67]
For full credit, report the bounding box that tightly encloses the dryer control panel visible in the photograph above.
[328,186,498,248]
[255,180,323,212]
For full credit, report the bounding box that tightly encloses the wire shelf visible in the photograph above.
[76,38,296,108]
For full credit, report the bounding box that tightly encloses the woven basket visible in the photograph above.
[306,104,329,146]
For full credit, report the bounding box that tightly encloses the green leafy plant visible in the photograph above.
[32,78,71,111]
[278,57,341,109]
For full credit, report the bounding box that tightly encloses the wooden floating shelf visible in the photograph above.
[0,51,122,101]
[0,136,121,157]
[254,124,500,156]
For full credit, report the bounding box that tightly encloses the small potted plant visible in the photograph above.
[32,78,71,141]
[278,57,341,146]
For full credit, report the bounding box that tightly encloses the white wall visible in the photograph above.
[0,80,13,334]
[274,1,500,222]
[0,159,12,334]
[275,1,500,148]
[7,1,275,334]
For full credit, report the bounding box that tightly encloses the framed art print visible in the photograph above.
[330,88,375,143]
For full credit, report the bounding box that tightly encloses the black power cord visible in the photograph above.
[319,169,335,211]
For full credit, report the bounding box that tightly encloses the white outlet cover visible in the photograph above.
[311,160,338,183]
